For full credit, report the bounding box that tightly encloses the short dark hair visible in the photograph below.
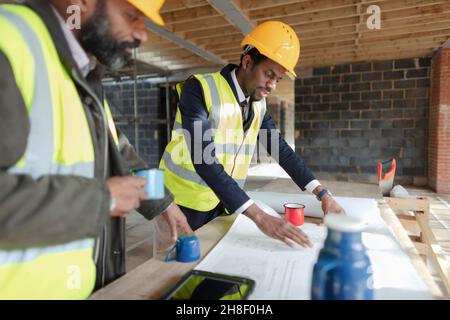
[240,45,267,68]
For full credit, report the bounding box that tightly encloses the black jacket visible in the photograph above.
[0,0,174,290]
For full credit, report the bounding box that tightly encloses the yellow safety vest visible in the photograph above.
[159,72,266,212]
[0,4,117,299]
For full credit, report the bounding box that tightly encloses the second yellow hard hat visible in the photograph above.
[241,21,300,78]
[127,0,165,26]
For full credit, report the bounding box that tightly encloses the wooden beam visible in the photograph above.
[300,25,357,41]
[299,30,450,54]
[353,1,364,60]
[294,16,359,33]
[144,20,225,65]
[361,21,450,40]
[302,33,357,48]
[217,55,241,64]
[195,34,244,46]
[413,241,429,256]
[273,1,450,28]
[399,218,422,235]
[300,48,433,67]
[372,2,450,22]
[166,15,230,33]
[161,0,207,13]
[296,17,450,44]
[212,47,242,54]
[417,215,450,296]
[205,42,242,51]
[238,0,311,11]
[259,6,358,26]
[301,34,449,54]
[361,28,450,43]
[249,0,443,21]
[249,0,360,20]
[185,26,239,40]
[296,0,446,22]
[380,11,450,30]
[161,5,220,25]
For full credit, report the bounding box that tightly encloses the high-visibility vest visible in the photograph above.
[0,4,117,299]
[159,72,266,212]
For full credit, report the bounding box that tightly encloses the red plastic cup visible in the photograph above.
[284,203,305,227]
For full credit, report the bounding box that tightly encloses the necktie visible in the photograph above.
[240,100,249,121]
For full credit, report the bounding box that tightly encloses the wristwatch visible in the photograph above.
[316,189,332,202]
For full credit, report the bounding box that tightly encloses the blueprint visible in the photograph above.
[195,194,434,300]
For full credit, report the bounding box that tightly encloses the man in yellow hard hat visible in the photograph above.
[0,0,192,299]
[160,21,344,247]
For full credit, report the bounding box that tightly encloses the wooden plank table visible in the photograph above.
[90,215,237,300]
[91,180,443,299]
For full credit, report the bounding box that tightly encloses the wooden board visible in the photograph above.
[377,199,443,298]
[417,214,450,296]
[384,197,430,220]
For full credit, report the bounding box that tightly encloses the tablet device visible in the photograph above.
[161,270,255,300]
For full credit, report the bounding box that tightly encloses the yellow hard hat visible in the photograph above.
[127,0,165,26]
[241,21,300,78]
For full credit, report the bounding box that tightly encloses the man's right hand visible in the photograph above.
[106,176,148,217]
[244,204,313,248]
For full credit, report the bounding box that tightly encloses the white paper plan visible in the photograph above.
[195,195,434,300]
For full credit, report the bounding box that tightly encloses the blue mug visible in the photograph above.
[165,235,201,263]
[311,214,373,300]
[133,169,165,200]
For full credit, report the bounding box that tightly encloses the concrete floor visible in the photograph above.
[125,163,450,295]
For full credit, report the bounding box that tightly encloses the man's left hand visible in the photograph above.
[162,202,194,243]
[321,195,345,215]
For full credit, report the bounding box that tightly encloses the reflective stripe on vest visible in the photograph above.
[160,71,266,211]
[0,5,96,300]
[104,100,120,146]
[162,151,246,188]
[0,8,55,178]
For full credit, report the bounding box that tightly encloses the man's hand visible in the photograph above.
[321,195,345,215]
[106,176,147,217]
[162,202,194,243]
[244,204,312,248]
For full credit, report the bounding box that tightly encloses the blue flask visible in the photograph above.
[311,214,373,300]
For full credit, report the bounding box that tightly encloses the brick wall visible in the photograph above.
[258,98,295,163]
[429,48,450,194]
[295,57,431,185]
[267,98,295,146]
[103,79,167,168]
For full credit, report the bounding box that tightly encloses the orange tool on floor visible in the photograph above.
[377,158,397,196]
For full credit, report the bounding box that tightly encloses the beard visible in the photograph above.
[252,90,263,101]
[79,2,140,71]
[252,87,271,101]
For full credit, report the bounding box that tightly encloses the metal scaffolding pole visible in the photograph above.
[133,48,139,152]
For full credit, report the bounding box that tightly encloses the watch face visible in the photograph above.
[318,190,329,201]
